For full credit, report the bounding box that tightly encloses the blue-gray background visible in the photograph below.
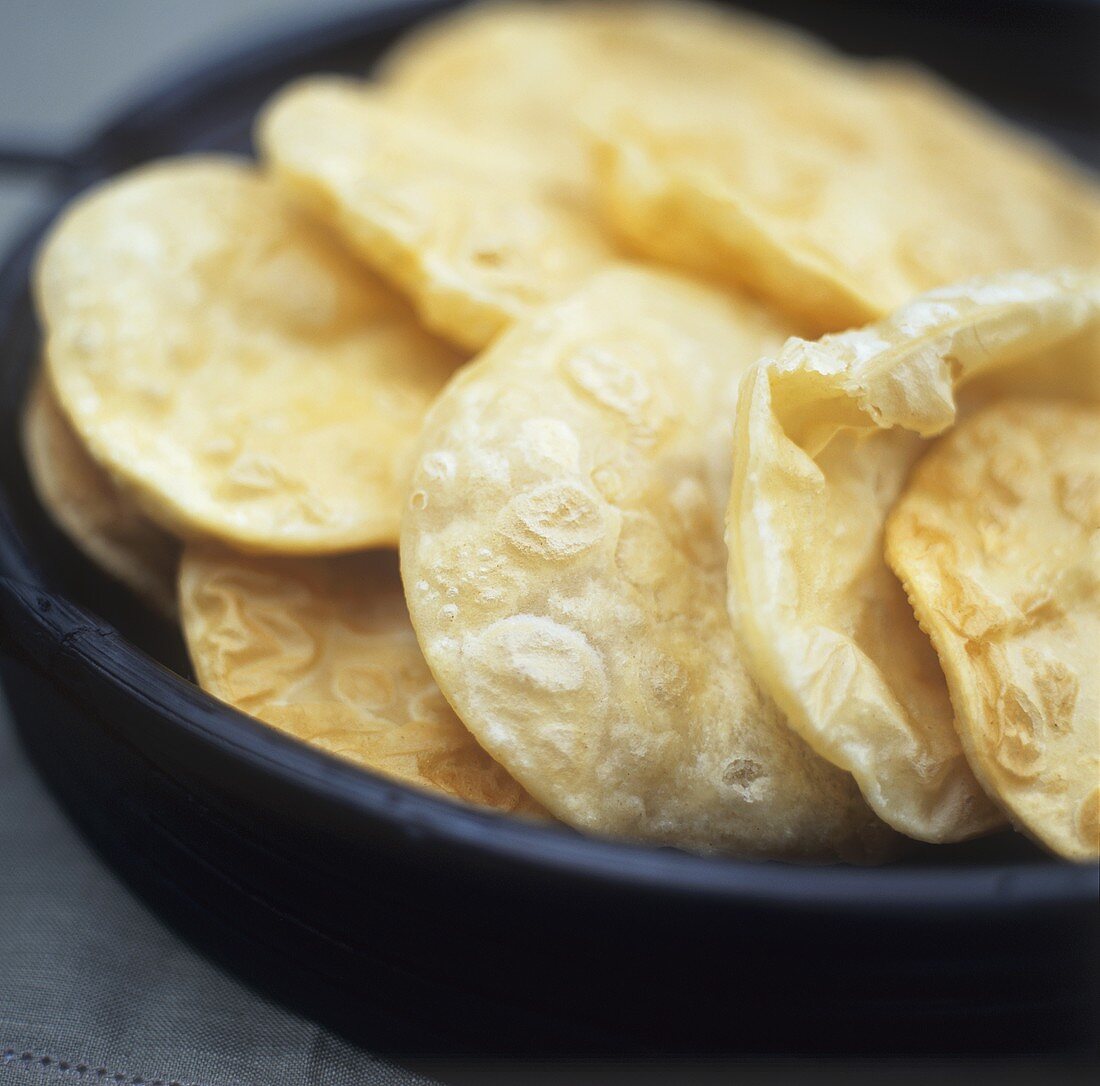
[0,0,373,249]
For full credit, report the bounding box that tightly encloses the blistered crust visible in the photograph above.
[36,157,461,553]
[180,545,543,815]
[401,265,894,862]
[258,78,615,351]
[726,270,1100,842]
[21,372,179,617]
[886,401,1100,861]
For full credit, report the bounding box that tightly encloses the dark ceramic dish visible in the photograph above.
[0,0,1096,1057]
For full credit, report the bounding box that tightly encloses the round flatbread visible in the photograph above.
[886,400,1100,862]
[595,34,1100,333]
[258,78,615,352]
[36,156,461,554]
[401,264,893,862]
[22,371,179,617]
[377,1,786,196]
[261,3,898,351]
[726,270,1100,842]
[180,544,543,816]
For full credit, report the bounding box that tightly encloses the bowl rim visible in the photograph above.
[0,0,1095,916]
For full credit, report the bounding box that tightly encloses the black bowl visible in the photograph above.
[0,0,1096,1057]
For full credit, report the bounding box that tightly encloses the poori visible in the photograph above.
[886,400,1100,861]
[181,545,543,816]
[22,372,180,617]
[401,265,893,861]
[36,156,462,554]
[725,270,1099,841]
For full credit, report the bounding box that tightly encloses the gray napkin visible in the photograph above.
[0,692,438,1086]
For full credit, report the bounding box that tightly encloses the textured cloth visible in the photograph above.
[0,693,438,1086]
